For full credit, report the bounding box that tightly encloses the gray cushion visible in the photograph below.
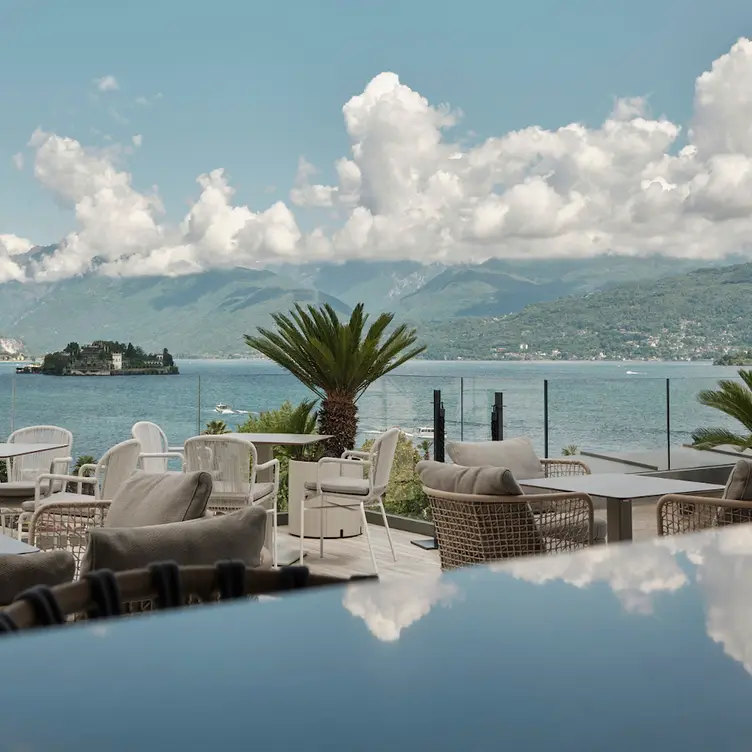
[104,471,212,528]
[0,481,37,499]
[304,477,370,496]
[81,505,267,575]
[416,460,523,496]
[0,550,76,606]
[723,459,752,501]
[445,437,544,480]
[251,482,274,502]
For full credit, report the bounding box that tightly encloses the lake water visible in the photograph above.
[0,359,743,460]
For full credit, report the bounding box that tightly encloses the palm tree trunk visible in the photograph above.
[319,393,358,457]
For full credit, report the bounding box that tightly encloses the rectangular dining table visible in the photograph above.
[0,442,69,459]
[517,472,726,542]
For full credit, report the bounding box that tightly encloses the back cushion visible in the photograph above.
[104,470,212,528]
[416,460,522,496]
[0,550,76,606]
[723,459,752,501]
[82,506,267,574]
[446,437,544,479]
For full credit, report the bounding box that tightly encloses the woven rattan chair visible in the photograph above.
[424,486,595,570]
[0,562,376,632]
[656,495,752,536]
[28,499,110,576]
[541,458,590,477]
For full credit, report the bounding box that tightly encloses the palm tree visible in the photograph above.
[204,420,230,435]
[691,369,752,450]
[245,303,425,457]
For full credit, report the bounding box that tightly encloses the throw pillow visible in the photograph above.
[416,460,523,496]
[81,505,266,574]
[104,470,213,528]
[445,437,544,479]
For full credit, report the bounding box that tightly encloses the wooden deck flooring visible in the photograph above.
[277,524,440,581]
[281,501,661,581]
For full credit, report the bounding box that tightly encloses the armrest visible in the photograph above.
[78,463,98,477]
[342,450,369,460]
[656,493,734,536]
[29,499,112,549]
[50,456,73,471]
[34,473,97,502]
[254,458,281,497]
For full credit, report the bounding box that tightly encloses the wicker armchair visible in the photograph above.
[657,495,752,536]
[28,500,110,576]
[0,563,372,632]
[424,487,595,570]
[541,458,591,477]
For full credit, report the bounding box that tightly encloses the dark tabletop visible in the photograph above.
[519,471,725,499]
[3,527,752,750]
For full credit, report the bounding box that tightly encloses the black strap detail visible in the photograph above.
[278,566,310,590]
[0,612,18,633]
[349,574,379,582]
[148,561,182,609]
[83,569,122,619]
[13,585,65,627]
[215,560,247,600]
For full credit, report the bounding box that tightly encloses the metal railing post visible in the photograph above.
[196,375,201,436]
[491,392,504,441]
[544,379,549,458]
[460,377,464,441]
[413,389,443,551]
[666,378,671,471]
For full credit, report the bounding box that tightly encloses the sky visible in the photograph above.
[1,0,751,282]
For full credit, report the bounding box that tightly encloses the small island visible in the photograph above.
[41,341,179,376]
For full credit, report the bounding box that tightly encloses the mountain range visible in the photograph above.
[0,243,747,357]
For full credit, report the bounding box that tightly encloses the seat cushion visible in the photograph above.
[104,470,213,528]
[416,460,523,496]
[81,505,267,575]
[0,550,76,606]
[445,437,545,480]
[251,482,274,502]
[304,477,370,496]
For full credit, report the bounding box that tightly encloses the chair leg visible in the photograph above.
[320,505,325,559]
[300,493,306,566]
[360,503,378,574]
[378,498,397,562]
[272,497,278,568]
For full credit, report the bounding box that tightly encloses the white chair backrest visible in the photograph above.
[97,439,142,499]
[8,426,73,483]
[371,428,400,493]
[131,421,169,472]
[184,436,255,498]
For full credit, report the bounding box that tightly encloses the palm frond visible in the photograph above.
[691,427,751,450]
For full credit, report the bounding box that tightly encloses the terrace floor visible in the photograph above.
[279,500,660,582]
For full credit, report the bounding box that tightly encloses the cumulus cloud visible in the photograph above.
[132,134,143,147]
[501,541,688,614]
[343,574,457,642]
[94,75,119,92]
[5,38,752,281]
[0,235,33,283]
[11,152,23,170]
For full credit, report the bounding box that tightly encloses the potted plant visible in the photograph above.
[245,302,425,538]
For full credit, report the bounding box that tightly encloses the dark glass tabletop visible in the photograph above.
[4,527,752,750]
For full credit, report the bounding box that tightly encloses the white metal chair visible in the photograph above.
[0,426,73,534]
[17,439,142,538]
[183,436,280,567]
[301,427,400,574]
[131,421,184,473]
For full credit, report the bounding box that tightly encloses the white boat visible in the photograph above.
[214,403,235,414]
[415,426,434,440]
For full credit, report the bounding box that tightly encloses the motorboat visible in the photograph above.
[214,403,235,414]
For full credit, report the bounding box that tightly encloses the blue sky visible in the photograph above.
[0,0,750,270]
